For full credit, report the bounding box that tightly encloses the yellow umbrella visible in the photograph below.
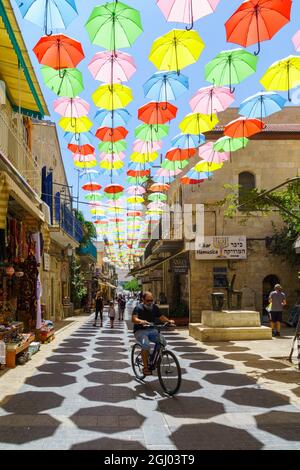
[100,160,124,170]
[107,207,124,214]
[58,116,93,133]
[92,84,133,109]
[260,55,300,101]
[130,151,158,163]
[179,113,218,134]
[90,208,105,215]
[149,29,205,73]
[74,160,97,168]
[127,196,145,204]
[194,161,223,172]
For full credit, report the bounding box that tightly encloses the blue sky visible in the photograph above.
[12,0,300,223]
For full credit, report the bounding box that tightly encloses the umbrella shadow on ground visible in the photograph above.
[85,371,133,385]
[158,396,225,419]
[190,361,234,371]
[60,340,89,348]
[213,343,250,353]
[71,437,146,450]
[95,341,124,347]
[203,372,257,387]
[37,362,82,374]
[223,387,290,408]
[171,422,263,450]
[1,391,64,414]
[180,353,218,361]
[94,346,127,353]
[46,354,86,363]
[243,360,291,370]
[255,410,300,441]
[0,414,61,444]
[173,346,204,353]
[262,370,300,384]
[92,353,128,360]
[25,373,77,388]
[80,385,135,403]
[223,353,262,362]
[87,360,129,370]
[53,347,87,354]
[71,405,145,433]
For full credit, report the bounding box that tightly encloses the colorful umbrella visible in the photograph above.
[74,160,97,169]
[138,102,178,125]
[95,126,128,142]
[179,113,218,136]
[99,152,126,161]
[59,116,93,133]
[127,168,151,177]
[88,50,136,83]
[184,168,213,180]
[225,0,292,55]
[148,192,167,202]
[213,136,249,153]
[189,86,234,117]
[161,159,189,170]
[130,152,158,163]
[41,65,84,97]
[126,186,146,195]
[181,176,204,185]
[156,167,182,176]
[198,142,229,164]
[17,0,78,35]
[224,117,264,138]
[260,56,300,101]
[99,140,127,153]
[100,159,124,170]
[149,29,205,74]
[72,153,96,163]
[85,193,103,201]
[133,139,162,153]
[205,49,258,93]
[85,2,143,51]
[171,132,205,148]
[94,109,131,128]
[127,176,148,185]
[33,34,84,71]
[69,142,95,155]
[135,124,169,142]
[292,30,300,51]
[82,181,102,191]
[166,147,196,161]
[104,184,124,195]
[143,71,189,101]
[157,0,220,29]
[92,84,133,109]
[127,196,145,204]
[54,97,90,118]
[238,91,286,119]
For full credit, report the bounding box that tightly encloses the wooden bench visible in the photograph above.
[5,336,35,368]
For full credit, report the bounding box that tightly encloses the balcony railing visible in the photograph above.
[78,240,97,260]
[0,106,41,195]
[53,196,83,243]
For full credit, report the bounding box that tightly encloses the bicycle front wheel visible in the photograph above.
[131,344,145,380]
[157,350,181,396]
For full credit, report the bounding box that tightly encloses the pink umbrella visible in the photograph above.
[189,86,234,116]
[88,50,137,83]
[157,0,220,29]
[156,168,182,176]
[99,152,126,161]
[126,186,146,195]
[54,97,90,117]
[133,139,162,153]
[292,30,300,51]
[72,153,96,162]
[198,142,230,164]
[147,201,166,209]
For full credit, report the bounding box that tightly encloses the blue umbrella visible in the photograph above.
[64,132,92,145]
[79,169,100,179]
[128,162,152,171]
[17,0,78,35]
[171,133,205,149]
[143,71,189,102]
[185,169,213,180]
[94,109,131,128]
[239,92,286,119]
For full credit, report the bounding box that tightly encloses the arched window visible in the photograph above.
[238,172,256,209]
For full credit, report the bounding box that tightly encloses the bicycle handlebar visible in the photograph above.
[143,321,174,329]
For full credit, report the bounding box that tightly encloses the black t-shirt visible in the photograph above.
[132,303,161,332]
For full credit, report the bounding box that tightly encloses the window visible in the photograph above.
[238,172,256,209]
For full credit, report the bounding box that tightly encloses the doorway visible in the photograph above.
[262,274,280,316]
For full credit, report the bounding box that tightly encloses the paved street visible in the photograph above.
[0,305,300,450]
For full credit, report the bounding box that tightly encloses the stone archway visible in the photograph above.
[262,274,280,315]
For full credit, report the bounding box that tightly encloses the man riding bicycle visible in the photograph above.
[132,291,175,376]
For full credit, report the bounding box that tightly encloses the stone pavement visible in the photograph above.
[0,304,300,450]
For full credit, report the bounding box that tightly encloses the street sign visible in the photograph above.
[195,236,247,260]
[170,253,189,274]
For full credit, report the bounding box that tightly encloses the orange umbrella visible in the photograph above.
[127,169,150,177]
[181,176,204,185]
[138,101,177,125]
[33,34,84,70]
[104,184,124,194]
[95,127,128,142]
[224,117,264,138]
[82,182,102,191]
[149,183,170,192]
[166,147,196,161]
[68,143,95,155]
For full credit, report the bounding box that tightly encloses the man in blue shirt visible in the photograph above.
[132,291,175,375]
[269,284,286,337]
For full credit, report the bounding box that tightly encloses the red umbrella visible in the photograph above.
[166,147,196,161]
[225,0,292,55]
[82,182,102,191]
[138,102,178,125]
[33,34,85,69]
[104,184,124,194]
[127,211,142,217]
[95,127,128,142]
[127,169,150,177]
[68,143,95,155]
[181,176,204,185]
[224,117,264,139]
[149,183,170,192]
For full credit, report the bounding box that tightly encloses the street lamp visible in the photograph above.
[66,244,73,257]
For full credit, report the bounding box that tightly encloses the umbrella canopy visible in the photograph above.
[205,48,258,93]
[54,97,90,117]
[156,167,182,176]
[41,65,84,97]
[100,159,124,170]
[138,102,178,125]
[82,181,102,191]
[181,176,204,185]
[189,86,234,116]
[126,186,146,195]
[133,140,162,153]
[161,159,189,170]
[143,71,189,101]
[72,153,96,163]
[59,116,93,133]
[74,160,97,169]
[17,0,78,35]
[198,142,230,163]
[179,113,218,135]
[213,136,249,153]
[127,176,149,185]
[33,34,84,70]
[149,29,205,74]
[239,91,286,119]
[292,30,300,51]
[104,184,124,194]
[85,1,143,50]
[69,142,95,155]
[99,140,127,153]
[224,117,264,138]
[171,132,205,148]
[127,169,151,177]
[94,109,131,128]
[225,0,292,55]
[130,152,158,163]
[185,168,213,180]
[88,50,136,83]
[99,152,126,161]
[166,147,196,161]
[260,55,300,101]
[92,84,133,109]
[95,126,128,142]
[148,192,167,202]
[157,0,220,29]
[135,124,169,141]
[85,193,103,201]
[194,161,223,172]
[127,196,145,204]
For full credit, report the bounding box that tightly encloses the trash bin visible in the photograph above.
[211,293,225,312]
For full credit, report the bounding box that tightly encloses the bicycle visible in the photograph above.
[131,322,182,396]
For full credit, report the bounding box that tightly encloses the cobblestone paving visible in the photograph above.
[0,304,300,450]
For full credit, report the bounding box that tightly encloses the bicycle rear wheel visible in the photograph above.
[131,344,145,380]
[157,350,181,396]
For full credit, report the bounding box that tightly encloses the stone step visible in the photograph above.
[190,323,272,342]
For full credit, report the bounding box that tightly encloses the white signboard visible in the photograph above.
[195,236,247,260]
[43,253,50,271]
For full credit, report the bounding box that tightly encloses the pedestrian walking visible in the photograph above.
[93,290,104,327]
[269,284,287,337]
[119,296,126,321]
[108,301,116,329]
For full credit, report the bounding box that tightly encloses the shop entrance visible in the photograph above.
[262,274,280,315]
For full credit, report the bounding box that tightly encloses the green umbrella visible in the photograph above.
[148,192,167,202]
[99,140,127,153]
[135,124,169,142]
[41,65,84,97]
[213,136,249,153]
[85,1,143,51]
[127,176,148,184]
[161,159,189,170]
[85,193,103,201]
[205,48,258,93]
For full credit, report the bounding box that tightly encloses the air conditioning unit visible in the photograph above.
[0,81,6,106]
